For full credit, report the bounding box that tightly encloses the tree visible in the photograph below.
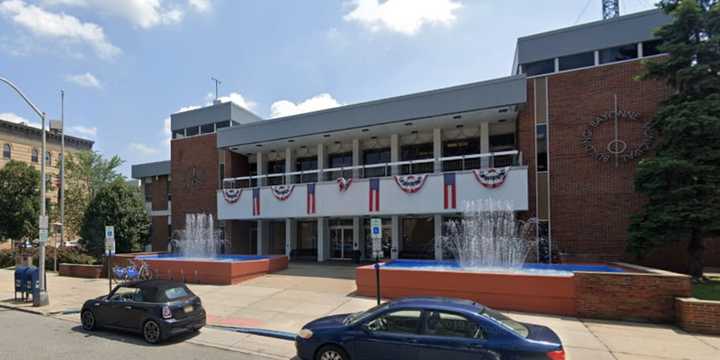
[62,151,124,239]
[628,0,720,279]
[79,179,149,257]
[0,161,40,242]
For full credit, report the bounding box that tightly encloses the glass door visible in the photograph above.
[330,224,354,260]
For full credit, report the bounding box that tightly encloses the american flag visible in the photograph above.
[252,188,261,216]
[306,183,316,214]
[443,173,457,209]
[368,178,380,212]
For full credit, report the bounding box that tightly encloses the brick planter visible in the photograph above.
[676,298,720,335]
[59,263,104,278]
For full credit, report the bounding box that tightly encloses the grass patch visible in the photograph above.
[693,276,720,301]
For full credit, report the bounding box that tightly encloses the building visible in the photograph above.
[133,9,719,270]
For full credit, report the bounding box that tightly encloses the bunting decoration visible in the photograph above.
[222,188,242,204]
[306,183,316,214]
[473,167,511,189]
[368,178,380,212]
[337,177,353,192]
[252,188,261,216]
[443,173,457,209]
[393,174,428,194]
[271,184,295,201]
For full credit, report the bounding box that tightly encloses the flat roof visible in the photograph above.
[131,160,170,179]
[516,9,671,65]
[217,75,526,148]
[0,118,94,149]
[170,101,262,131]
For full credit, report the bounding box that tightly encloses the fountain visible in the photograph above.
[175,214,225,258]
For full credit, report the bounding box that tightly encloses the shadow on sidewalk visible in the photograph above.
[70,324,200,347]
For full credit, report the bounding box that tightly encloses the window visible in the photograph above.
[185,126,199,137]
[172,129,185,139]
[490,133,517,167]
[599,44,638,64]
[31,148,38,163]
[266,160,285,185]
[2,144,10,159]
[536,124,548,172]
[167,180,172,201]
[327,152,353,181]
[425,311,484,339]
[45,151,52,165]
[400,143,433,174]
[559,51,595,71]
[295,157,318,183]
[480,308,529,338]
[216,120,231,129]
[538,220,550,263]
[365,310,422,334]
[200,123,215,134]
[163,286,190,301]
[643,39,664,57]
[144,183,152,202]
[442,138,480,171]
[248,163,258,188]
[523,59,555,76]
[219,163,225,188]
[109,286,140,302]
[400,217,435,259]
[363,148,391,178]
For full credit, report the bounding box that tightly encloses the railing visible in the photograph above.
[222,150,522,189]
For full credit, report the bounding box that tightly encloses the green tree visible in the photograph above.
[629,0,720,279]
[79,180,149,257]
[63,151,124,239]
[0,161,40,242]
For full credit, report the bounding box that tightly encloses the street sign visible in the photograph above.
[105,226,115,255]
[39,215,48,230]
[370,218,382,257]
[38,229,49,244]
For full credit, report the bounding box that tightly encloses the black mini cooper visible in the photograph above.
[81,280,206,344]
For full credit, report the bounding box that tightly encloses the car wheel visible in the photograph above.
[81,310,96,331]
[143,320,162,344]
[316,345,349,360]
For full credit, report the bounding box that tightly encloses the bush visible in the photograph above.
[0,247,97,270]
[0,250,14,268]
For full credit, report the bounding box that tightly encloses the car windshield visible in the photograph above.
[164,286,190,301]
[343,303,390,325]
[480,308,529,338]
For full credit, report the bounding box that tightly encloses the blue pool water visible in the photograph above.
[381,259,624,275]
[138,254,270,262]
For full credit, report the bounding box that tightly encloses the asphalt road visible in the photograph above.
[0,309,268,360]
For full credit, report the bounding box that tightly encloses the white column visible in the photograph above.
[256,220,264,255]
[256,151,267,186]
[434,214,443,260]
[480,122,490,168]
[285,219,295,258]
[317,143,326,182]
[285,148,295,184]
[390,134,400,175]
[391,216,400,259]
[433,128,442,173]
[353,216,362,259]
[317,217,327,262]
[352,139,360,178]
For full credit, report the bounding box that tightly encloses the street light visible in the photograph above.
[50,90,65,273]
[0,75,50,307]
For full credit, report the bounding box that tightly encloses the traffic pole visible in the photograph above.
[375,254,381,305]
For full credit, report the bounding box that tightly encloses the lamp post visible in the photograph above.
[50,90,65,272]
[0,76,50,306]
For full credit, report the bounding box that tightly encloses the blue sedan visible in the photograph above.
[296,297,564,360]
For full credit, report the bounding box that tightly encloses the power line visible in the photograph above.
[575,0,594,24]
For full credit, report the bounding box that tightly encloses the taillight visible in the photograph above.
[162,305,173,319]
[546,350,565,360]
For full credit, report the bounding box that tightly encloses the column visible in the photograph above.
[317,217,327,262]
[256,151,267,186]
[352,139,360,178]
[284,147,295,258]
[390,133,400,175]
[434,214,443,260]
[391,216,400,259]
[433,128,442,173]
[480,122,490,168]
[285,147,295,184]
[256,151,266,255]
[256,220,264,255]
[317,143,326,181]
[285,219,295,258]
[353,216,362,259]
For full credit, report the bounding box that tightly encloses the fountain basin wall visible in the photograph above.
[356,261,692,322]
[136,254,289,285]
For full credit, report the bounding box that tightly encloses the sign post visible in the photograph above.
[370,218,382,305]
[105,226,115,293]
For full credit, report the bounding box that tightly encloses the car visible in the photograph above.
[296,297,564,360]
[80,280,206,344]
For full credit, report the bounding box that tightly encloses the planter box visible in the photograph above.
[59,263,104,278]
[676,297,720,335]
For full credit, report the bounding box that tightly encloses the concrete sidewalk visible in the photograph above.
[2,264,720,359]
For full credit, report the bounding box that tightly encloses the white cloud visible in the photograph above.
[0,112,40,128]
[67,125,97,138]
[188,0,210,13]
[0,0,121,59]
[128,142,160,156]
[42,0,185,28]
[344,0,462,35]
[65,72,101,88]
[270,93,342,118]
[217,92,256,111]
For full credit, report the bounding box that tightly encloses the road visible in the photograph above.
[0,309,270,360]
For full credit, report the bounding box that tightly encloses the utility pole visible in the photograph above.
[602,0,620,19]
[59,90,65,271]
[211,77,221,102]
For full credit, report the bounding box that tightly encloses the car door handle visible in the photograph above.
[124,306,132,310]
[405,338,418,344]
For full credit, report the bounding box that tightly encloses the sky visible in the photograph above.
[0,0,657,177]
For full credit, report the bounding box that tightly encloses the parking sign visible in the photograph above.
[370,218,382,256]
[105,226,115,255]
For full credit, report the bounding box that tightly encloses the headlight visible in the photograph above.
[298,328,314,339]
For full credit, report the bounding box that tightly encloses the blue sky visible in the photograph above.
[0,0,656,177]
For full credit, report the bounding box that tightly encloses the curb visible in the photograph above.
[0,303,50,316]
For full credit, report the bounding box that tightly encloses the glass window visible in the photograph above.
[296,220,317,251]
[538,220,550,263]
[200,123,215,134]
[295,157,318,183]
[248,163,258,188]
[164,286,191,301]
[219,163,225,188]
[172,129,185,139]
[327,152,353,181]
[2,144,10,159]
[425,311,484,339]
[480,308,529,338]
[31,148,38,163]
[599,44,638,64]
[185,126,199,136]
[559,52,595,71]
[536,124,548,172]
[363,148,391,178]
[144,183,152,202]
[490,133,517,167]
[167,180,171,201]
[400,216,435,259]
[643,39,663,57]
[442,138,480,171]
[523,59,555,76]
[266,160,285,185]
[216,120,231,129]
[110,286,139,302]
[365,310,422,334]
[400,143,433,175]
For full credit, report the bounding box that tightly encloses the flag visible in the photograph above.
[252,188,261,216]
[368,178,380,212]
[306,183,316,214]
[443,173,457,209]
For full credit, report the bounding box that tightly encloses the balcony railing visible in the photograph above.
[223,150,521,189]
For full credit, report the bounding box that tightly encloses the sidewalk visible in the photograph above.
[2,265,720,359]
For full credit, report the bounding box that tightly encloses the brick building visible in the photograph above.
[132,9,719,272]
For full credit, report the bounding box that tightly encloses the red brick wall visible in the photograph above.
[151,216,169,251]
[676,298,720,335]
[59,263,104,278]
[150,175,169,211]
[517,80,536,221]
[575,270,692,322]
[171,134,219,229]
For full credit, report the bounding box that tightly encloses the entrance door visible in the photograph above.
[330,225,354,260]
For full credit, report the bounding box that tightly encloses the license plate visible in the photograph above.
[184,305,193,313]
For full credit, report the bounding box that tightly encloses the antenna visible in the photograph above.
[211,77,222,102]
[602,0,620,19]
